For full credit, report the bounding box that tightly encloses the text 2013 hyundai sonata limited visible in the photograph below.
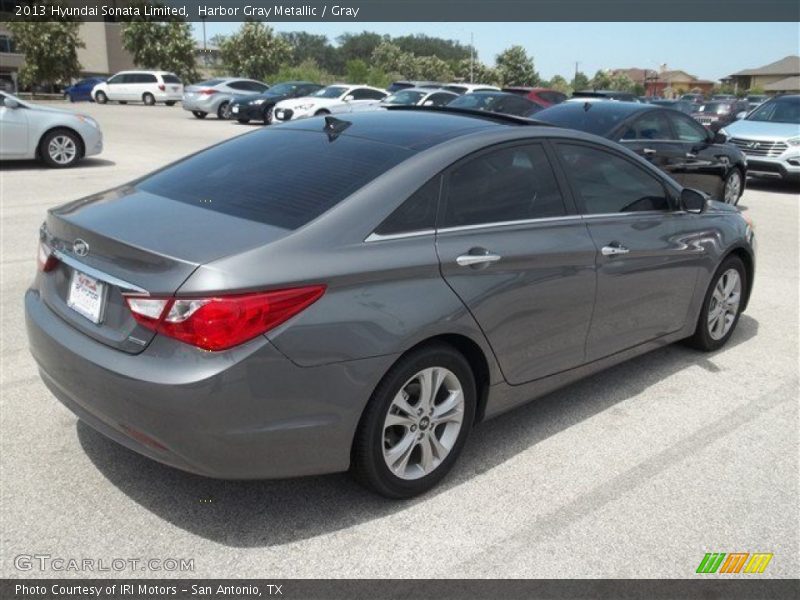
[25,108,756,498]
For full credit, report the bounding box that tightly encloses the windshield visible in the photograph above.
[268,83,298,95]
[383,90,426,105]
[312,86,348,98]
[746,97,800,124]
[442,85,467,95]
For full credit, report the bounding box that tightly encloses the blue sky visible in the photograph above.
[192,22,799,81]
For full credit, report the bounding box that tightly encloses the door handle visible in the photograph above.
[643,148,657,156]
[601,243,630,256]
[456,252,502,267]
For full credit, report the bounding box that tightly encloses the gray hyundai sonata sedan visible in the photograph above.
[26,108,756,498]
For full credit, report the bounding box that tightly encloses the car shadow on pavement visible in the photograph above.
[0,158,116,171]
[77,315,759,548]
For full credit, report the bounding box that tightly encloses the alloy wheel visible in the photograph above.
[707,268,742,340]
[48,135,77,165]
[724,171,741,204]
[382,367,464,480]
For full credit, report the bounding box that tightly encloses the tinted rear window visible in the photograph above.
[137,129,412,230]
[536,105,631,135]
[162,74,181,84]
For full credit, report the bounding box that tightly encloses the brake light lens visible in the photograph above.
[123,286,325,351]
[199,88,218,95]
[37,242,59,272]
[158,83,166,91]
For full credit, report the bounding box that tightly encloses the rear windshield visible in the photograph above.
[197,78,225,87]
[137,129,412,230]
[162,74,181,84]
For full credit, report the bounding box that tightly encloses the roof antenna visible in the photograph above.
[583,101,592,112]
[323,115,351,141]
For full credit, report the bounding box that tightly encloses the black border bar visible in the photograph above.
[3,579,800,600]
[5,0,800,22]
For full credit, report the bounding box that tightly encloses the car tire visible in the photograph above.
[39,128,82,168]
[723,169,743,205]
[352,343,476,498]
[686,255,746,352]
[217,101,230,120]
[119,101,127,105]
[94,91,107,104]
[165,101,176,106]
[192,111,207,119]
[262,105,273,124]
[64,93,73,103]
[143,93,155,106]
[237,118,250,124]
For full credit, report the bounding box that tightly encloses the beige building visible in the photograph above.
[725,55,800,94]
[0,15,135,91]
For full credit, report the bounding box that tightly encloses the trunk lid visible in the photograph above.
[40,185,290,353]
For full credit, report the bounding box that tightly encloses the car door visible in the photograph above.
[105,73,127,100]
[553,141,699,360]
[0,94,29,156]
[665,111,728,196]
[436,141,597,384]
[348,88,387,112]
[616,110,687,182]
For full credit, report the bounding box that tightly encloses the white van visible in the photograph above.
[91,71,184,106]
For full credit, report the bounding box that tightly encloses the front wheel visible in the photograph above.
[40,129,82,168]
[142,93,155,106]
[723,169,743,205]
[94,91,107,104]
[217,101,230,119]
[352,344,476,498]
[686,255,746,351]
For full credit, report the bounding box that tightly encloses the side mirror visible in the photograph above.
[423,100,434,106]
[735,111,746,120]
[343,95,354,102]
[3,97,20,109]
[713,131,728,144]
[681,188,706,213]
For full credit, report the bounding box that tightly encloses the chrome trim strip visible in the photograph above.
[437,215,582,235]
[53,250,149,295]
[365,229,436,243]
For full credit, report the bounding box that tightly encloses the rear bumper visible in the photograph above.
[25,288,394,479]
[182,96,222,113]
[155,91,183,102]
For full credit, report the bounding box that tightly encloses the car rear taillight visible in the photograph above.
[123,286,326,351]
[199,88,218,95]
[158,83,166,91]
[37,242,59,272]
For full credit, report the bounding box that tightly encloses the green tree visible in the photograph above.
[345,59,370,83]
[495,45,539,86]
[7,1,84,90]
[411,55,454,81]
[337,31,387,63]
[218,22,291,81]
[454,58,500,85]
[572,71,590,91]
[279,32,341,73]
[121,18,198,82]
[548,75,572,94]
[270,59,336,86]
[392,34,472,63]
[590,69,613,90]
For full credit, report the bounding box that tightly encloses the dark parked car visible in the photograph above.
[63,77,106,102]
[447,91,544,116]
[26,108,755,498]
[649,99,695,114]
[572,89,641,102]
[746,94,768,110]
[502,87,567,107]
[692,99,750,132]
[228,81,324,124]
[536,101,747,203]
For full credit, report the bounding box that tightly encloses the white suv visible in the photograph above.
[92,71,184,106]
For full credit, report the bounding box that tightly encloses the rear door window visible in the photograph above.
[137,129,412,230]
[442,143,567,228]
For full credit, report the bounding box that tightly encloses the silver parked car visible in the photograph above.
[182,78,270,119]
[0,92,102,168]
[26,109,755,498]
[720,94,800,182]
[381,87,458,108]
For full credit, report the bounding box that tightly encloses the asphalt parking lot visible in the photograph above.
[1,102,798,579]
